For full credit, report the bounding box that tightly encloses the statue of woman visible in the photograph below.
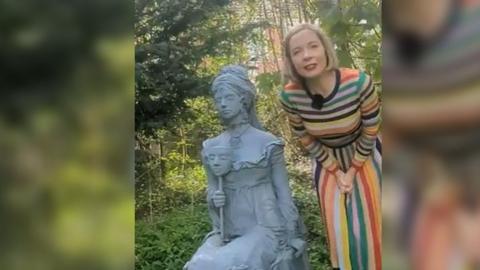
[184,65,310,270]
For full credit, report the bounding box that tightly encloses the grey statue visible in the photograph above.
[184,65,310,270]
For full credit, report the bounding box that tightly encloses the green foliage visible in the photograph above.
[181,97,224,153]
[135,0,269,134]
[255,71,282,94]
[135,163,207,218]
[135,96,220,219]
[135,140,209,216]
[1,0,134,267]
[311,0,381,82]
[163,165,207,211]
[135,205,211,270]
[135,0,227,134]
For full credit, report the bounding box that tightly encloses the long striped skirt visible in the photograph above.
[313,138,382,270]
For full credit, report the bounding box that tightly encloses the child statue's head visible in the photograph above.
[204,145,233,177]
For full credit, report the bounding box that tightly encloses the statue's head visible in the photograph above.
[204,145,233,176]
[211,65,262,129]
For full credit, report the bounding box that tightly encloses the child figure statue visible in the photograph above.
[205,145,233,244]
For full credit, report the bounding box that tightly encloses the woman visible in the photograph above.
[185,65,309,270]
[279,24,381,270]
[383,0,480,269]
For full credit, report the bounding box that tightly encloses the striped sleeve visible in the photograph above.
[352,73,381,169]
[279,86,340,173]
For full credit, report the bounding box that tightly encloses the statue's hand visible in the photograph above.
[212,190,226,208]
[289,238,306,257]
[271,226,287,247]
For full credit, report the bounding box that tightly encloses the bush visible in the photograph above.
[136,164,207,220]
[135,204,211,270]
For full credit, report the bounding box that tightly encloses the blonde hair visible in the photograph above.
[282,23,339,83]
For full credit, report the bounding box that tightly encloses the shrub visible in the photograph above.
[135,204,211,270]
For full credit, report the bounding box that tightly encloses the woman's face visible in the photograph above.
[214,86,243,120]
[289,29,327,79]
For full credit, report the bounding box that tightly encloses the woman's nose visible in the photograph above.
[303,49,311,59]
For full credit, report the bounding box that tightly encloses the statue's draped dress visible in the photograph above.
[187,128,309,270]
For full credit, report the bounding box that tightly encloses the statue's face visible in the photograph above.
[206,147,233,176]
[213,87,243,121]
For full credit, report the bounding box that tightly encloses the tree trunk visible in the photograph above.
[148,173,153,222]
[284,0,294,26]
[272,0,285,41]
[159,141,166,178]
[297,0,303,22]
[179,127,186,174]
[262,0,281,72]
[300,0,309,23]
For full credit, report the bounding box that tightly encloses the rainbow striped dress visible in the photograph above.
[279,68,382,270]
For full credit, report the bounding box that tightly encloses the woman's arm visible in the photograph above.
[279,88,340,173]
[385,89,480,134]
[351,73,381,170]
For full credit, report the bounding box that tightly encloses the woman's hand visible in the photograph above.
[212,190,226,207]
[334,170,346,192]
[341,167,357,194]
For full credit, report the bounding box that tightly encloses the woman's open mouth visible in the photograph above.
[304,63,317,71]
